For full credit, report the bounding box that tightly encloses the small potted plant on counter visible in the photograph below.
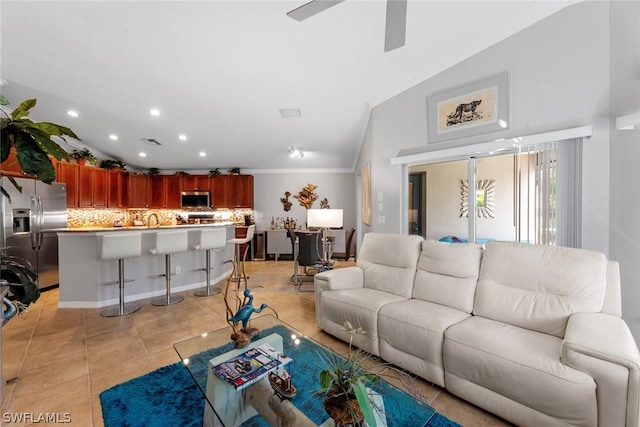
[70,148,96,166]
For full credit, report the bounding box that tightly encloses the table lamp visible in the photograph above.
[307,209,343,264]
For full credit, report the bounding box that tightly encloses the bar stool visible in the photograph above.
[228,225,255,286]
[192,228,228,297]
[150,230,188,306]
[100,232,142,317]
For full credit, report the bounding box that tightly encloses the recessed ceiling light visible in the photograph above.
[66,110,79,118]
[109,134,118,141]
[150,108,160,117]
[139,152,147,157]
[179,134,187,141]
[279,108,301,118]
[199,151,206,157]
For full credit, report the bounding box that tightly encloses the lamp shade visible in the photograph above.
[307,209,343,228]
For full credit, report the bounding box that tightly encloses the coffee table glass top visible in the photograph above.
[173,315,435,427]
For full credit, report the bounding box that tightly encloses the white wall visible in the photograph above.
[252,172,355,232]
[609,1,640,340]
[362,1,611,257]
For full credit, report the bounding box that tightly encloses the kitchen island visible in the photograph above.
[55,223,235,308]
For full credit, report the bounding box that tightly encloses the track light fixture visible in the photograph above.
[288,145,304,158]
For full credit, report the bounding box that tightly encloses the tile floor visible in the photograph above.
[0,261,511,426]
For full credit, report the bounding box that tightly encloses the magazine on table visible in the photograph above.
[212,342,292,391]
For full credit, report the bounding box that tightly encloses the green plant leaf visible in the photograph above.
[19,124,70,161]
[1,130,11,162]
[0,95,9,106]
[10,99,37,121]
[319,369,335,389]
[352,381,376,427]
[31,121,80,140]
[14,131,56,183]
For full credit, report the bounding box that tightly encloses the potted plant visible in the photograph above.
[99,159,126,170]
[228,167,241,175]
[208,168,221,177]
[70,148,96,166]
[318,321,379,427]
[147,167,160,176]
[0,98,75,198]
[174,170,189,176]
[1,248,40,325]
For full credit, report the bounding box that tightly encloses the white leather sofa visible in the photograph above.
[314,233,640,427]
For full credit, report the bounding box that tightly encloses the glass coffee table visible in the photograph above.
[173,315,435,427]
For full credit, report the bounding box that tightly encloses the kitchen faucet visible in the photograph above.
[147,213,160,228]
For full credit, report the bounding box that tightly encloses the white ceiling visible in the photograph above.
[0,1,576,173]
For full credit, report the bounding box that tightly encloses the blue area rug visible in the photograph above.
[101,325,461,427]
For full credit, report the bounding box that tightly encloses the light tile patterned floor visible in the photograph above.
[0,260,511,426]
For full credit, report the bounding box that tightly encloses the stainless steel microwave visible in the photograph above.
[181,191,210,208]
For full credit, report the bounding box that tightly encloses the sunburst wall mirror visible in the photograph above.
[460,179,496,218]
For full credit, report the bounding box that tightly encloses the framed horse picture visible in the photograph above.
[427,72,509,143]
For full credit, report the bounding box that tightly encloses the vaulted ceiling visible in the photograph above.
[0,1,576,172]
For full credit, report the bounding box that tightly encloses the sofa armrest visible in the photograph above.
[562,312,640,427]
[314,267,364,325]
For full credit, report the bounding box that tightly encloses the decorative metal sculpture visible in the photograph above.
[223,257,271,347]
[294,183,318,209]
[280,191,293,211]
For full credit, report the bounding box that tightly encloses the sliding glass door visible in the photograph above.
[408,138,581,246]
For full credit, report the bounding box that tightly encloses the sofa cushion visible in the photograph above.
[357,233,423,299]
[413,241,482,313]
[474,241,607,337]
[444,316,597,425]
[319,288,407,356]
[379,299,470,387]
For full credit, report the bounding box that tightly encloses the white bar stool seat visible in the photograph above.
[150,230,188,306]
[100,232,142,317]
[192,228,227,297]
[227,224,255,287]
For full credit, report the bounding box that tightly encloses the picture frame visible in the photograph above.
[361,163,371,225]
[427,72,509,143]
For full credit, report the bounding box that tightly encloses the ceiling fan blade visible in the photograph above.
[384,0,407,52]
[287,0,345,21]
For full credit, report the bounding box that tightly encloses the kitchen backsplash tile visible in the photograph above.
[67,208,253,228]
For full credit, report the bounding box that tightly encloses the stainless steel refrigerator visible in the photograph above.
[1,177,68,289]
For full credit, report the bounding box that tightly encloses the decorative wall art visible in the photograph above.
[280,191,292,211]
[361,163,371,225]
[460,179,496,218]
[428,72,509,143]
[294,183,318,209]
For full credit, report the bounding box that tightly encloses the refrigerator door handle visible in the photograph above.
[37,196,44,249]
[30,196,38,250]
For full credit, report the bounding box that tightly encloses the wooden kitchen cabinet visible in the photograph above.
[227,174,254,208]
[78,165,107,208]
[0,148,24,177]
[150,175,181,208]
[56,161,78,207]
[210,175,229,208]
[181,175,210,191]
[128,174,150,208]
[107,170,129,208]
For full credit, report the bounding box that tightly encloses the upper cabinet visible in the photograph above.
[128,174,150,208]
[150,175,181,208]
[210,175,229,208]
[181,175,210,192]
[107,170,129,208]
[227,174,254,208]
[56,161,78,207]
[78,165,107,208]
[0,148,25,177]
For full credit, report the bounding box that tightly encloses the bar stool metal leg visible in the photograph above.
[151,254,184,306]
[101,259,141,317]
[194,249,220,297]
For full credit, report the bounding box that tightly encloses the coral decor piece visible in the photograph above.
[280,191,293,212]
[294,183,318,209]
